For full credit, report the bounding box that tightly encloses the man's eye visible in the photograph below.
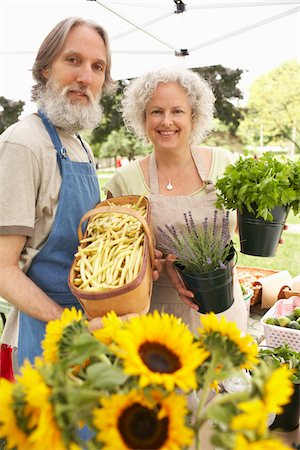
[67,57,78,64]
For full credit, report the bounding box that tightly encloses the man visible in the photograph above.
[0,17,161,368]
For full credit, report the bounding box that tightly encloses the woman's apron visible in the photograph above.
[148,149,248,335]
[18,110,100,366]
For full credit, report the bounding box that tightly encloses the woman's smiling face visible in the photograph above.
[145,82,194,152]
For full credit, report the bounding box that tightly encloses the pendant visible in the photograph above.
[166,180,173,191]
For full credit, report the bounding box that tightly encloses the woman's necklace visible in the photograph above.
[157,156,192,191]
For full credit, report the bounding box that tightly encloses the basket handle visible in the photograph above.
[77,205,155,268]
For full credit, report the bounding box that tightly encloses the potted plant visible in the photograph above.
[158,210,236,314]
[258,343,300,431]
[215,152,300,257]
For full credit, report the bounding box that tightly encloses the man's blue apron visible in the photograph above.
[18,110,100,366]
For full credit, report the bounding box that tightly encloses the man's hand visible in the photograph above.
[279,224,288,244]
[164,254,199,311]
[88,304,149,332]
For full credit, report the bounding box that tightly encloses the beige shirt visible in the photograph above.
[0,113,97,347]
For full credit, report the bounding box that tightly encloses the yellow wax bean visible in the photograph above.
[133,244,144,278]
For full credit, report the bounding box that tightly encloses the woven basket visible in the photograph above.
[68,195,155,319]
[237,266,279,306]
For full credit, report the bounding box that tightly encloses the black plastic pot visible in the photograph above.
[269,383,300,432]
[237,205,290,257]
[174,248,235,314]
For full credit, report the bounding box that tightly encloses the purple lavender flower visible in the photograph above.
[202,217,208,234]
[213,210,218,236]
[183,212,191,233]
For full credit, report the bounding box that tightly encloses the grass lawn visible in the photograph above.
[236,232,300,278]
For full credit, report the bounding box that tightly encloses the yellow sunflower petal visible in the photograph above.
[93,310,123,345]
[41,307,84,363]
[231,399,268,435]
[0,378,32,450]
[263,365,294,414]
[113,311,209,392]
[234,433,293,450]
[198,312,258,369]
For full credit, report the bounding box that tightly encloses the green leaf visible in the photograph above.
[85,362,128,389]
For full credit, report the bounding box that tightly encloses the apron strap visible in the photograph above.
[149,153,160,193]
[76,133,93,163]
[191,147,215,193]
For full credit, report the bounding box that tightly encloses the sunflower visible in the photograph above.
[231,366,294,436]
[41,307,85,363]
[198,313,258,369]
[93,389,194,449]
[0,378,31,450]
[234,433,293,450]
[16,361,66,450]
[112,311,209,392]
[93,310,123,345]
[231,398,268,435]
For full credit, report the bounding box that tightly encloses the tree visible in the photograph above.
[90,80,128,147]
[100,128,151,165]
[192,65,244,134]
[238,60,300,152]
[0,97,25,134]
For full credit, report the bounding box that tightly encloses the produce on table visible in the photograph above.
[264,306,300,330]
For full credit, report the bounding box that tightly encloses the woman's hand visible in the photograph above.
[152,249,163,281]
[164,254,199,311]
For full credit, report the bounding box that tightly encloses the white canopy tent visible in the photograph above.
[1,0,299,113]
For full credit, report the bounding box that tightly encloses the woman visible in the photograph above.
[104,67,248,334]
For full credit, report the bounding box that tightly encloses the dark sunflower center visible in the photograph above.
[139,342,181,373]
[118,403,168,449]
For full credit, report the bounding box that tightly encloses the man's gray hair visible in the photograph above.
[31,16,115,101]
[121,67,215,144]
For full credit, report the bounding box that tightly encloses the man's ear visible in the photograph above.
[41,67,49,80]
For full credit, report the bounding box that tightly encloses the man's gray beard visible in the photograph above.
[36,81,103,134]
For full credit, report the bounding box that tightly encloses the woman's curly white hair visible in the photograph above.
[121,67,215,145]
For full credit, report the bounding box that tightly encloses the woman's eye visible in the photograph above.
[151,110,161,115]
[174,109,184,114]
[94,63,104,72]
[67,57,78,64]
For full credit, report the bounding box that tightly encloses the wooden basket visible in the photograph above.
[68,195,155,319]
[237,266,279,306]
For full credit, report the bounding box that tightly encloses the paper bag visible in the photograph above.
[260,270,293,309]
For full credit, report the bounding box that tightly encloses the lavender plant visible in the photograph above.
[158,210,234,274]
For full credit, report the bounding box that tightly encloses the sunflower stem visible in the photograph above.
[194,352,219,450]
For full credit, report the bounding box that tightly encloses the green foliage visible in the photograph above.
[215,152,300,220]
[0,96,25,134]
[90,80,128,146]
[237,60,300,150]
[258,344,300,384]
[192,65,244,134]
[100,128,151,161]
